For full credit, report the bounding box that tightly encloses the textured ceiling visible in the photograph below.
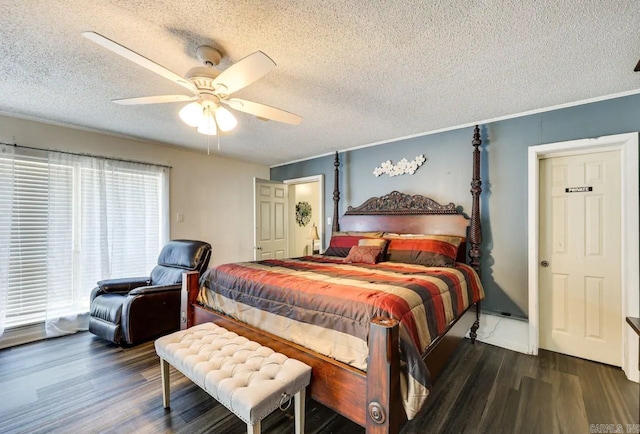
[1,1,640,165]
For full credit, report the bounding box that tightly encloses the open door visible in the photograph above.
[283,175,324,257]
[254,178,288,260]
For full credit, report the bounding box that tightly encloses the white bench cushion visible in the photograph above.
[155,322,311,425]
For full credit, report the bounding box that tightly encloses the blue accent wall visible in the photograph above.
[271,93,640,318]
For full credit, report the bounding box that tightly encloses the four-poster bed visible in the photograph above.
[180,126,484,433]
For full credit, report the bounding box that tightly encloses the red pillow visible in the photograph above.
[344,246,383,264]
[386,237,460,267]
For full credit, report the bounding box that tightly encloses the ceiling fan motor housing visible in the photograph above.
[196,45,222,66]
[185,66,221,92]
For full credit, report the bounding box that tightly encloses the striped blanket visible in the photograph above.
[198,255,484,419]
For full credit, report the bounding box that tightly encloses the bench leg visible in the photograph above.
[160,357,170,408]
[247,421,260,434]
[294,389,306,434]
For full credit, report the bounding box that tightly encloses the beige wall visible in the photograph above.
[288,182,320,257]
[0,114,270,267]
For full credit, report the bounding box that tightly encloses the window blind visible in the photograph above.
[5,155,56,327]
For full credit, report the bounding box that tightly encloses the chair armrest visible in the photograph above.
[121,285,182,344]
[97,277,150,293]
[128,284,181,296]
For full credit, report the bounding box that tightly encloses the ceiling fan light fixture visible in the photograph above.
[196,104,217,135]
[215,106,238,132]
[179,102,204,127]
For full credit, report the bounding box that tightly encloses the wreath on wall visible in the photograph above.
[295,201,312,227]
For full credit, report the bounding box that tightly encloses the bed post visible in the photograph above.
[180,271,199,329]
[366,317,403,434]
[469,125,482,342]
[332,151,340,233]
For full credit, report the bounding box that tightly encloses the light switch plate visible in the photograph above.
[176,213,184,223]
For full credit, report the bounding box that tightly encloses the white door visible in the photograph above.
[254,178,287,260]
[539,150,621,365]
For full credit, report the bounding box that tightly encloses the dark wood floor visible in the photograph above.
[0,332,637,434]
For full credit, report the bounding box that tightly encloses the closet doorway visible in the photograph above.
[283,175,324,257]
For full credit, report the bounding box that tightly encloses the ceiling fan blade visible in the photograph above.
[82,31,197,94]
[212,52,276,96]
[112,95,197,105]
[224,98,302,125]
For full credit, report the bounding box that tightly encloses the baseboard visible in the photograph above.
[467,313,531,354]
[0,323,47,350]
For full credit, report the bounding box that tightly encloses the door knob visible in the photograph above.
[540,260,549,267]
[255,246,262,250]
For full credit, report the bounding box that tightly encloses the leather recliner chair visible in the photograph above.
[89,239,211,345]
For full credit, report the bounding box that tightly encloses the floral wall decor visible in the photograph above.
[295,201,312,226]
[373,154,426,177]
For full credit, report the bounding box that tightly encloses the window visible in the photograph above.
[0,148,168,330]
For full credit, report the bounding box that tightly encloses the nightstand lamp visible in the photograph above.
[308,223,320,255]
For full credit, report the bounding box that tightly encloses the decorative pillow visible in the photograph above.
[344,246,383,264]
[386,236,462,267]
[358,238,388,258]
[323,231,384,257]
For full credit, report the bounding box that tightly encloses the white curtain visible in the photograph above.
[45,151,87,336]
[0,146,168,339]
[45,152,168,337]
[0,145,15,337]
[160,167,170,247]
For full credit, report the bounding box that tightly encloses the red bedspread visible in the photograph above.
[198,255,484,419]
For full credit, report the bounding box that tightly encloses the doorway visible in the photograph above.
[528,133,639,381]
[284,175,324,257]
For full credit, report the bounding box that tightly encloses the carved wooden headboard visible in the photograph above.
[339,191,469,239]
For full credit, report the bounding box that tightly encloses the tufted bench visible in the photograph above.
[154,322,311,434]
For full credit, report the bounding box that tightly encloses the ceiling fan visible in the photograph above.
[82,31,302,136]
